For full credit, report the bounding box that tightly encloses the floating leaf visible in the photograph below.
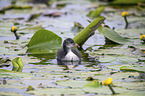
[99,56,117,63]
[120,64,145,73]
[56,80,89,88]
[19,25,42,33]
[110,0,145,5]
[0,92,23,96]
[99,56,138,63]
[12,57,24,68]
[83,80,101,88]
[27,29,62,54]
[118,56,138,63]
[27,88,84,95]
[97,26,130,44]
[0,5,32,13]
[0,69,12,72]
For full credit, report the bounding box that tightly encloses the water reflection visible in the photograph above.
[57,60,81,70]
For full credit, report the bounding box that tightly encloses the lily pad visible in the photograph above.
[0,92,23,96]
[110,0,145,5]
[83,85,145,95]
[83,80,101,88]
[27,88,84,95]
[116,28,145,39]
[0,69,12,72]
[19,25,42,33]
[56,80,89,88]
[0,70,35,79]
[27,29,62,54]
[99,56,117,63]
[99,56,138,63]
[120,64,145,73]
[97,26,130,44]
[118,56,138,63]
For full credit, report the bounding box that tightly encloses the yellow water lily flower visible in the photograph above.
[103,78,113,85]
[11,26,18,32]
[102,80,106,85]
[140,35,145,41]
[121,12,129,17]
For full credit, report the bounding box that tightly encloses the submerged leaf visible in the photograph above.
[27,29,62,54]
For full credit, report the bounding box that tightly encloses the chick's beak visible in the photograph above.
[74,43,80,48]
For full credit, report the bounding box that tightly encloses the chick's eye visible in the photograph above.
[70,41,74,43]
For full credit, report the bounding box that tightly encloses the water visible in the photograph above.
[0,0,145,95]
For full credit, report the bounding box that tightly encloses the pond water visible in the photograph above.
[0,0,145,96]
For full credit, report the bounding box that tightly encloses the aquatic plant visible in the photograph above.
[11,26,19,40]
[140,34,145,42]
[121,11,129,29]
[102,78,116,94]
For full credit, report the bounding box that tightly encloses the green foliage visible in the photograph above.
[0,69,12,72]
[27,29,62,54]
[83,80,101,88]
[26,86,35,91]
[97,26,130,44]
[120,64,145,73]
[73,16,106,46]
[0,5,32,14]
[87,6,105,19]
[110,0,145,5]
[12,57,24,68]
[99,56,138,63]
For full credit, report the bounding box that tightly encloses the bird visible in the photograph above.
[57,38,81,62]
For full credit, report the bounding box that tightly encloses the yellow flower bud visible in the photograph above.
[11,26,18,32]
[140,49,145,53]
[121,12,129,17]
[102,78,113,85]
[140,35,145,41]
[105,78,113,85]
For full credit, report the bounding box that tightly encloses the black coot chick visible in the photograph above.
[57,38,81,62]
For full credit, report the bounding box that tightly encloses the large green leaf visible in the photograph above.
[27,29,62,54]
[73,16,106,46]
[97,26,131,44]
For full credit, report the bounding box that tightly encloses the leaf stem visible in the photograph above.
[108,85,116,94]
[124,16,128,29]
[14,31,19,40]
